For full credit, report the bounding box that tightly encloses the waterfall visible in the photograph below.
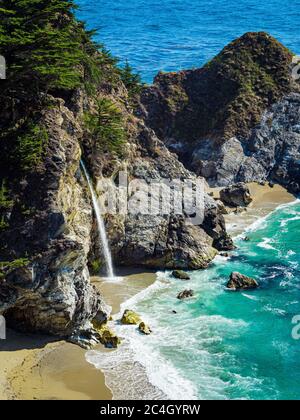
[80,160,114,279]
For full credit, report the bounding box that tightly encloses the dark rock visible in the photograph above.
[172,270,190,280]
[177,289,194,300]
[220,252,230,257]
[139,322,152,335]
[219,183,253,207]
[227,272,259,290]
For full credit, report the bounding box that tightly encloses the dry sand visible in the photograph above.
[0,183,296,400]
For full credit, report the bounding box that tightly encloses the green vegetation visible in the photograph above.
[0,258,29,279]
[0,180,13,231]
[0,0,104,97]
[84,98,126,156]
[15,123,49,172]
[90,258,102,275]
[119,60,143,99]
[0,180,13,211]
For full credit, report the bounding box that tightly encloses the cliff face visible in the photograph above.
[3,11,297,342]
[0,3,232,341]
[0,96,109,338]
[79,84,233,271]
[140,32,300,191]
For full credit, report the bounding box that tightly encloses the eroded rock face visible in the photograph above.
[220,183,253,208]
[87,103,233,270]
[139,32,300,192]
[227,272,259,290]
[0,97,108,338]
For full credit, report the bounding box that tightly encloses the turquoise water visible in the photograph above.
[87,201,300,400]
[131,201,300,400]
[76,0,300,83]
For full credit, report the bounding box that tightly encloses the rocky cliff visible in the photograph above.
[0,2,232,342]
[140,32,300,192]
[1,5,297,343]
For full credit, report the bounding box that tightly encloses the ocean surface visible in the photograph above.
[87,201,300,400]
[76,0,300,83]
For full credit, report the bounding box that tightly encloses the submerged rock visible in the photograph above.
[121,309,141,325]
[177,289,194,300]
[139,322,152,335]
[227,272,259,290]
[172,270,190,280]
[220,183,253,208]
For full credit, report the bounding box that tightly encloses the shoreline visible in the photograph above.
[0,183,295,400]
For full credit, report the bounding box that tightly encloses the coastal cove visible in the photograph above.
[1,0,300,402]
[86,184,300,400]
[1,184,297,400]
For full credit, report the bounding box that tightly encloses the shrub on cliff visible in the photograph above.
[84,97,126,156]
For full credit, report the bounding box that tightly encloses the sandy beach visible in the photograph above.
[0,183,296,400]
[0,270,156,400]
[210,182,295,236]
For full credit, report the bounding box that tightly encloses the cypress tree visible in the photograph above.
[0,0,102,99]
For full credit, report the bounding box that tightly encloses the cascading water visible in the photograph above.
[80,160,114,279]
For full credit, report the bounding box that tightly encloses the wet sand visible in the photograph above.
[0,183,295,400]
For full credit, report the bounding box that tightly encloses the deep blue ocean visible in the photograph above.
[80,0,300,400]
[76,0,300,83]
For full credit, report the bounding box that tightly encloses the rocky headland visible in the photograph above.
[140,32,300,192]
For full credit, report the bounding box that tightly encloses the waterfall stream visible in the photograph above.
[80,160,115,278]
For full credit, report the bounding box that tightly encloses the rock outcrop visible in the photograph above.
[220,183,253,207]
[121,310,141,325]
[139,322,152,335]
[172,270,191,280]
[177,289,194,300]
[227,272,259,290]
[0,98,110,339]
[140,32,300,192]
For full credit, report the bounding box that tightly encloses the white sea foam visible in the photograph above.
[242,293,260,301]
[86,273,197,400]
[257,237,276,250]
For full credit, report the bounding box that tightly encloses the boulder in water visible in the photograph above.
[121,309,141,325]
[227,272,259,290]
[139,322,152,335]
[177,289,194,300]
[172,270,190,280]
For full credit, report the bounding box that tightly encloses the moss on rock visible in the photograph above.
[138,322,152,335]
[121,309,141,325]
